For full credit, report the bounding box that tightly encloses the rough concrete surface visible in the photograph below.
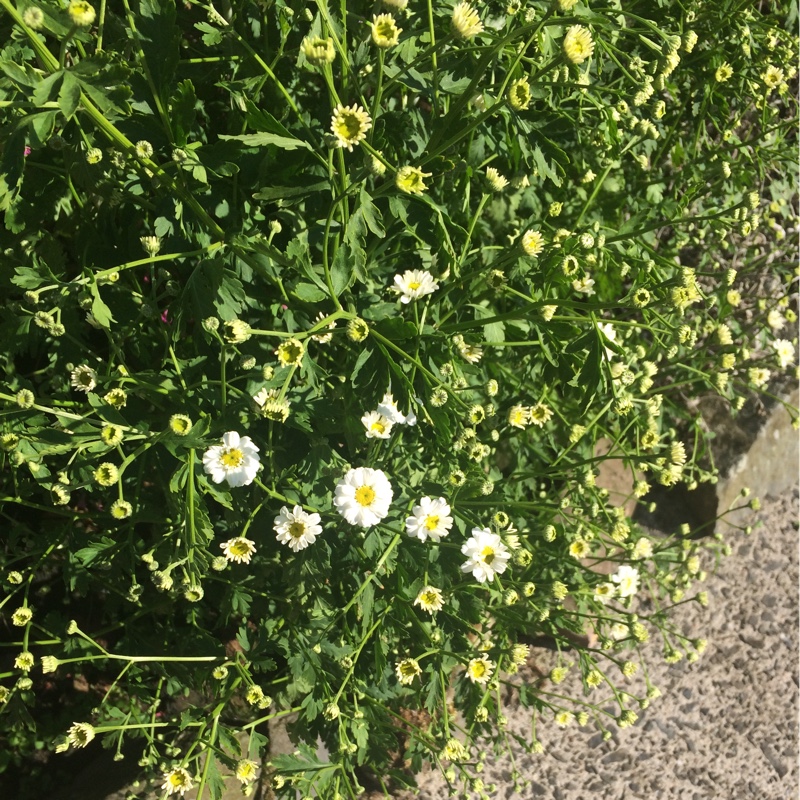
[413,488,799,800]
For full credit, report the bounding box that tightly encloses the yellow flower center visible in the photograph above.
[220,448,244,468]
[336,112,363,141]
[480,546,495,564]
[278,341,303,364]
[408,281,421,290]
[355,485,376,507]
[424,515,440,531]
[288,521,306,539]
[471,662,486,678]
[168,773,187,788]
[376,21,394,39]
[371,420,387,434]
[230,541,250,556]
[421,591,437,605]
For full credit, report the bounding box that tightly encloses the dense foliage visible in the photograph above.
[0,0,797,797]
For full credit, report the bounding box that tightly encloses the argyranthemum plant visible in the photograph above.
[0,0,797,796]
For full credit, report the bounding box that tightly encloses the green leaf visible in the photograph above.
[138,0,179,97]
[330,242,360,296]
[58,71,82,120]
[203,754,226,800]
[347,186,386,241]
[0,59,40,87]
[470,304,505,343]
[292,282,328,303]
[375,317,416,341]
[253,179,329,202]
[349,346,373,387]
[31,71,63,106]
[89,280,115,328]
[245,100,294,137]
[218,132,311,151]
[11,258,58,290]
[532,144,563,188]
[180,260,245,322]
[194,21,222,46]
[169,79,197,146]
[26,111,58,148]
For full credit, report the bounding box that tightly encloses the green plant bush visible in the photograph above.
[0,0,797,797]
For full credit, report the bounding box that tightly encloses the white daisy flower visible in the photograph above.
[451,1,483,38]
[274,505,323,552]
[311,311,336,343]
[414,585,445,613]
[460,527,511,583]
[609,621,629,640]
[772,338,795,368]
[392,269,439,304]
[361,410,395,439]
[611,565,640,598]
[220,537,257,564]
[632,538,653,559]
[330,103,372,151]
[405,496,453,543]
[466,654,494,684]
[70,365,97,393]
[162,767,194,796]
[377,393,417,425]
[334,467,393,527]
[572,276,596,295]
[593,582,616,604]
[456,339,483,364]
[202,431,260,487]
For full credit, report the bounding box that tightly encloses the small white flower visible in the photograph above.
[67,722,95,748]
[460,527,511,583]
[274,505,323,552]
[202,431,260,487]
[593,582,616,604]
[772,338,795,368]
[361,410,395,439]
[311,311,336,343]
[485,166,509,192]
[572,276,596,295]
[457,341,483,364]
[392,269,439,303]
[521,230,544,257]
[414,585,445,613]
[220,536,257,564]
[611,565,640,598]
[767,309,785,331]
[377,392,417,425]
[466,654,495,684]
[162,767,194,796]
[70,365,97,393]
[405,496,454,543]
[334,467,393,528]
[632,538,653,559]
[452,1,483,38]
[330,104,372,151]
[609,621,629,640]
